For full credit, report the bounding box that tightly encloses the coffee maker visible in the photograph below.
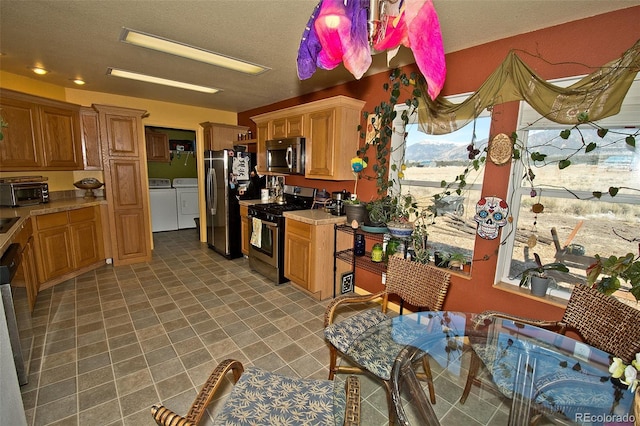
[330,190,350,216]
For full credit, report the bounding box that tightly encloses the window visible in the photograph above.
[497,76,640,300]
[390,98,491,265]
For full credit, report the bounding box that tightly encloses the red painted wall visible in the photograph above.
[239,7,640,319]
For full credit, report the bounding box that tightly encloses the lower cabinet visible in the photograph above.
[240,205,250,256]
[69,207,104,269]
[284,218,335,300]
[11,218,39,312]
[34,206,104,284]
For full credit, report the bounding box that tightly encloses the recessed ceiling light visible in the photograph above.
[72,78,86,85]
[120,28,269,75]
[107,68,220,94]
[31,66,49,75]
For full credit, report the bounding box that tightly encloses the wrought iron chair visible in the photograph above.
[324,255,451,421]
[151,359,361,426]
[460,284,640,422]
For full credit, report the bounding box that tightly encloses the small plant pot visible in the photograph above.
[434,251,449,268]
[344,203,367,226]
[529,275,550,297]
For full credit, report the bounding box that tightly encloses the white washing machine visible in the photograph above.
[149,178,178,232]
[173,178,199,229]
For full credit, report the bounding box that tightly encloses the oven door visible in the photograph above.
[249,217,279,268]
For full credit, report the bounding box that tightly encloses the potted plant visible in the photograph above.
[448,252,467,271]
[385,193,420,238]
[586,252,640,301]
[344,156,369,226]
[365,196,393,228]
[434,251,450,268]
[518,253,570,297]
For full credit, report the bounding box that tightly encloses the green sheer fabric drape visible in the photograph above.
[417,39,640,135]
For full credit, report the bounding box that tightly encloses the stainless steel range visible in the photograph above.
[248,185,316,284]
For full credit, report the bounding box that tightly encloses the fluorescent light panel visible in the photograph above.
[121,28,269,75]
[107,68,219,94]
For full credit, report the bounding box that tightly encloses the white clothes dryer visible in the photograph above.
[148,178,178,232]
[173,178,199,229]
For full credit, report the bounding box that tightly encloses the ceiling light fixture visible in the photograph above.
[120,28,269,75]
[72,78,86,85]
[107,68,220,94]
[31,66,49,75]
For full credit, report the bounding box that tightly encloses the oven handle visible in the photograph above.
[249,216,278,229]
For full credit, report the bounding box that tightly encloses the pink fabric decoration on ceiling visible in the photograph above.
[403,0,446,100]
[297,0,446,100]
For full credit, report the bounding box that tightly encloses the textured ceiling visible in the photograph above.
[1,0,638,112]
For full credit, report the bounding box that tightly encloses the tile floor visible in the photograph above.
[14,229,514,426]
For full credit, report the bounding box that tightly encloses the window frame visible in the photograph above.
[496,75,640,298]
[389,93,492,196]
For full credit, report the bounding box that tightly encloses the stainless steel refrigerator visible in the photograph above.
[204,150,251,259]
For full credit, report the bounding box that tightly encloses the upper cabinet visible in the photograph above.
[145,129,170,162]
[80,107,103,170]
[0,89,82,170]
[251,96,365,180]
[200,122,249,151]
[272,115,304,139]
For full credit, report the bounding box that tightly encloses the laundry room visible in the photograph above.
[146,126,199,232]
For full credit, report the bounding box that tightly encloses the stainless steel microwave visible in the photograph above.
[0,182,49,207]
[266,137,305,175]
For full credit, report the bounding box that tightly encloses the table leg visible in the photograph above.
[508,353,537,426]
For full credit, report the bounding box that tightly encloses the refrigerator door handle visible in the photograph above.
[207,168,217,215]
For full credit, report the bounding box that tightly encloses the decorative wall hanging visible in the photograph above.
[474,196,509,240]
[417,39,640,134]
[487,133,513,165]
[297,0,446,100]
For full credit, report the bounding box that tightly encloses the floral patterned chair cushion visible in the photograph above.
[213,366,346,425]
[325,310,436,380]
[324,309,389,354]
[474,334,619,420]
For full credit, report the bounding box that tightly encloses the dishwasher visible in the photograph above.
[0,243,28,385]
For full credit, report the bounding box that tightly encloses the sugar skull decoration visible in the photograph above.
[474,197,509,240]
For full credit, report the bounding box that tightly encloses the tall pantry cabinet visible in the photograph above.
[93,105,152,265]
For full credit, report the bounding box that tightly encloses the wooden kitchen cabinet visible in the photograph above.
[0,92,41,168]
[34,211,74,283]
[21,234,39,312]
[39,103,82,169]
[256,121,269,173]
[69,206,104,269]
[0,88,83,170]
[284,217,336,299]
[11,218,39,312]
[80,106,103,170]
[271,115,303,138]
[200,122,248,151]
[251,96,364,180]
[240,205,250,256]
[305,98,364,180]
[95,104,151,266]
[33,206,104,284]
[145,129,170,162]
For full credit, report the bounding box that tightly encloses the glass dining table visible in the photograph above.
[336,311,636,426]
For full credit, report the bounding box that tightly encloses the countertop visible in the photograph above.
[238,198,267,207]
[0,198,107,255]
[283,209,347,226]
